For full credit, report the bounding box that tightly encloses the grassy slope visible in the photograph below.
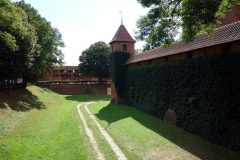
[87,100,240,160]
[1,86,240,160]
[0,86,109,159]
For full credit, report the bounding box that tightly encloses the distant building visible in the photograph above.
[42,66,110,82]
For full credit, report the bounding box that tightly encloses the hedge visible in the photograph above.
[123,53,240,152]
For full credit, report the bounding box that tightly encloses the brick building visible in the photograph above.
[42,66,110,82]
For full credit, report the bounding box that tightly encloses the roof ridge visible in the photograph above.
[135,21,240,56]
[215,20,240,30]
[125,21,240,65]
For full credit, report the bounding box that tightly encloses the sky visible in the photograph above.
[12,0,150,66]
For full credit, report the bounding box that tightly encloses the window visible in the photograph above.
[123,44,127,51]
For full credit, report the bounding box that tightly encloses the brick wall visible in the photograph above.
[110,42,135,56]
[217,3,240,28]
[192,45,222,58]
[48,84,111,95]
[231,41,240,52]
[168,52,188,61]
[43,70,110,81]
[152,57,166,64]
[111,80,124,103]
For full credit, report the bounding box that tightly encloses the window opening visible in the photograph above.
[123,44,127,51]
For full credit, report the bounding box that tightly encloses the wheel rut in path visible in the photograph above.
[76,101,127,160]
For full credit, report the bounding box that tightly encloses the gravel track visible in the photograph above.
[76,101,127,160]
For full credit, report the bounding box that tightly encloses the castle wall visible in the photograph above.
[42,66,110,81]
[127,41,240,68]
[231,41,240,52]
[168,52,188,61]
[48,84,111,95]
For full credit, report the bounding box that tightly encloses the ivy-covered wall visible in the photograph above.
[124,53,240,152]
[109,51,130,100]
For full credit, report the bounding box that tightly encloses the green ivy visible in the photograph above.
[109,51,130,99]
[124,53,240,152]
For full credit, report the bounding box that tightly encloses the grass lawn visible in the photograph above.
[87,100,240,160]
[0,86,239,159]
[0,86,109,159]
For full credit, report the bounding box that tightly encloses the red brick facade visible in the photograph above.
[48,84,111,95]
[217,2,240,28]
[109,25,136,56]
[42,66,110,82]
[110,42,135,56]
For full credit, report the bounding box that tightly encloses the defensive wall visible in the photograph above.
[48,84,111,95]
[109,4,240,152]
[35,82,111,95]
[42,66,110,82]
[41,66,111,95]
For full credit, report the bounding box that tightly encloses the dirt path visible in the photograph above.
[76,102,127,160]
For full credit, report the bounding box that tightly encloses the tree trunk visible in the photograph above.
[99,77,103,84]
[22,75,29,89]
[1,78,4,92]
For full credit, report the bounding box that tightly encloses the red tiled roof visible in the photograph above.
[125,21,240,65]
[109,25,136,44]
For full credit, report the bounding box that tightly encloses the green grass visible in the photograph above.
[1,86,239,160]
[87,100,240,160]
[0,86,110,159]
[80,101,118,160]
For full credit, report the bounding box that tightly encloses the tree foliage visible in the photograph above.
[15,1,65,86]
[0,0,28,51]
[136,0,240,50]
[78,41,110,83]
[0,0,65,90]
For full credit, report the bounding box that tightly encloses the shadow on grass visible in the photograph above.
[64,94,111,103]
[94,102,240,160]
[0,88,45,111]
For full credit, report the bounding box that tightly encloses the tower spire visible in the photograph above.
[119,11,123,25]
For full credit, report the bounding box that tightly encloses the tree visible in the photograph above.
[15,1,65,87]
[135,48,143,54]
[0,0,39,91]
[78,41,110,83]
[0,0,28,51]
[0,0,64,91]
[135,0,240,49]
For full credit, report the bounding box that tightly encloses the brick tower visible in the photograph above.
[217,2,240,28]
[109,25,136,56]
[109,25,136,104]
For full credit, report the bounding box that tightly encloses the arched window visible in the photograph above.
[123,44,127,51]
